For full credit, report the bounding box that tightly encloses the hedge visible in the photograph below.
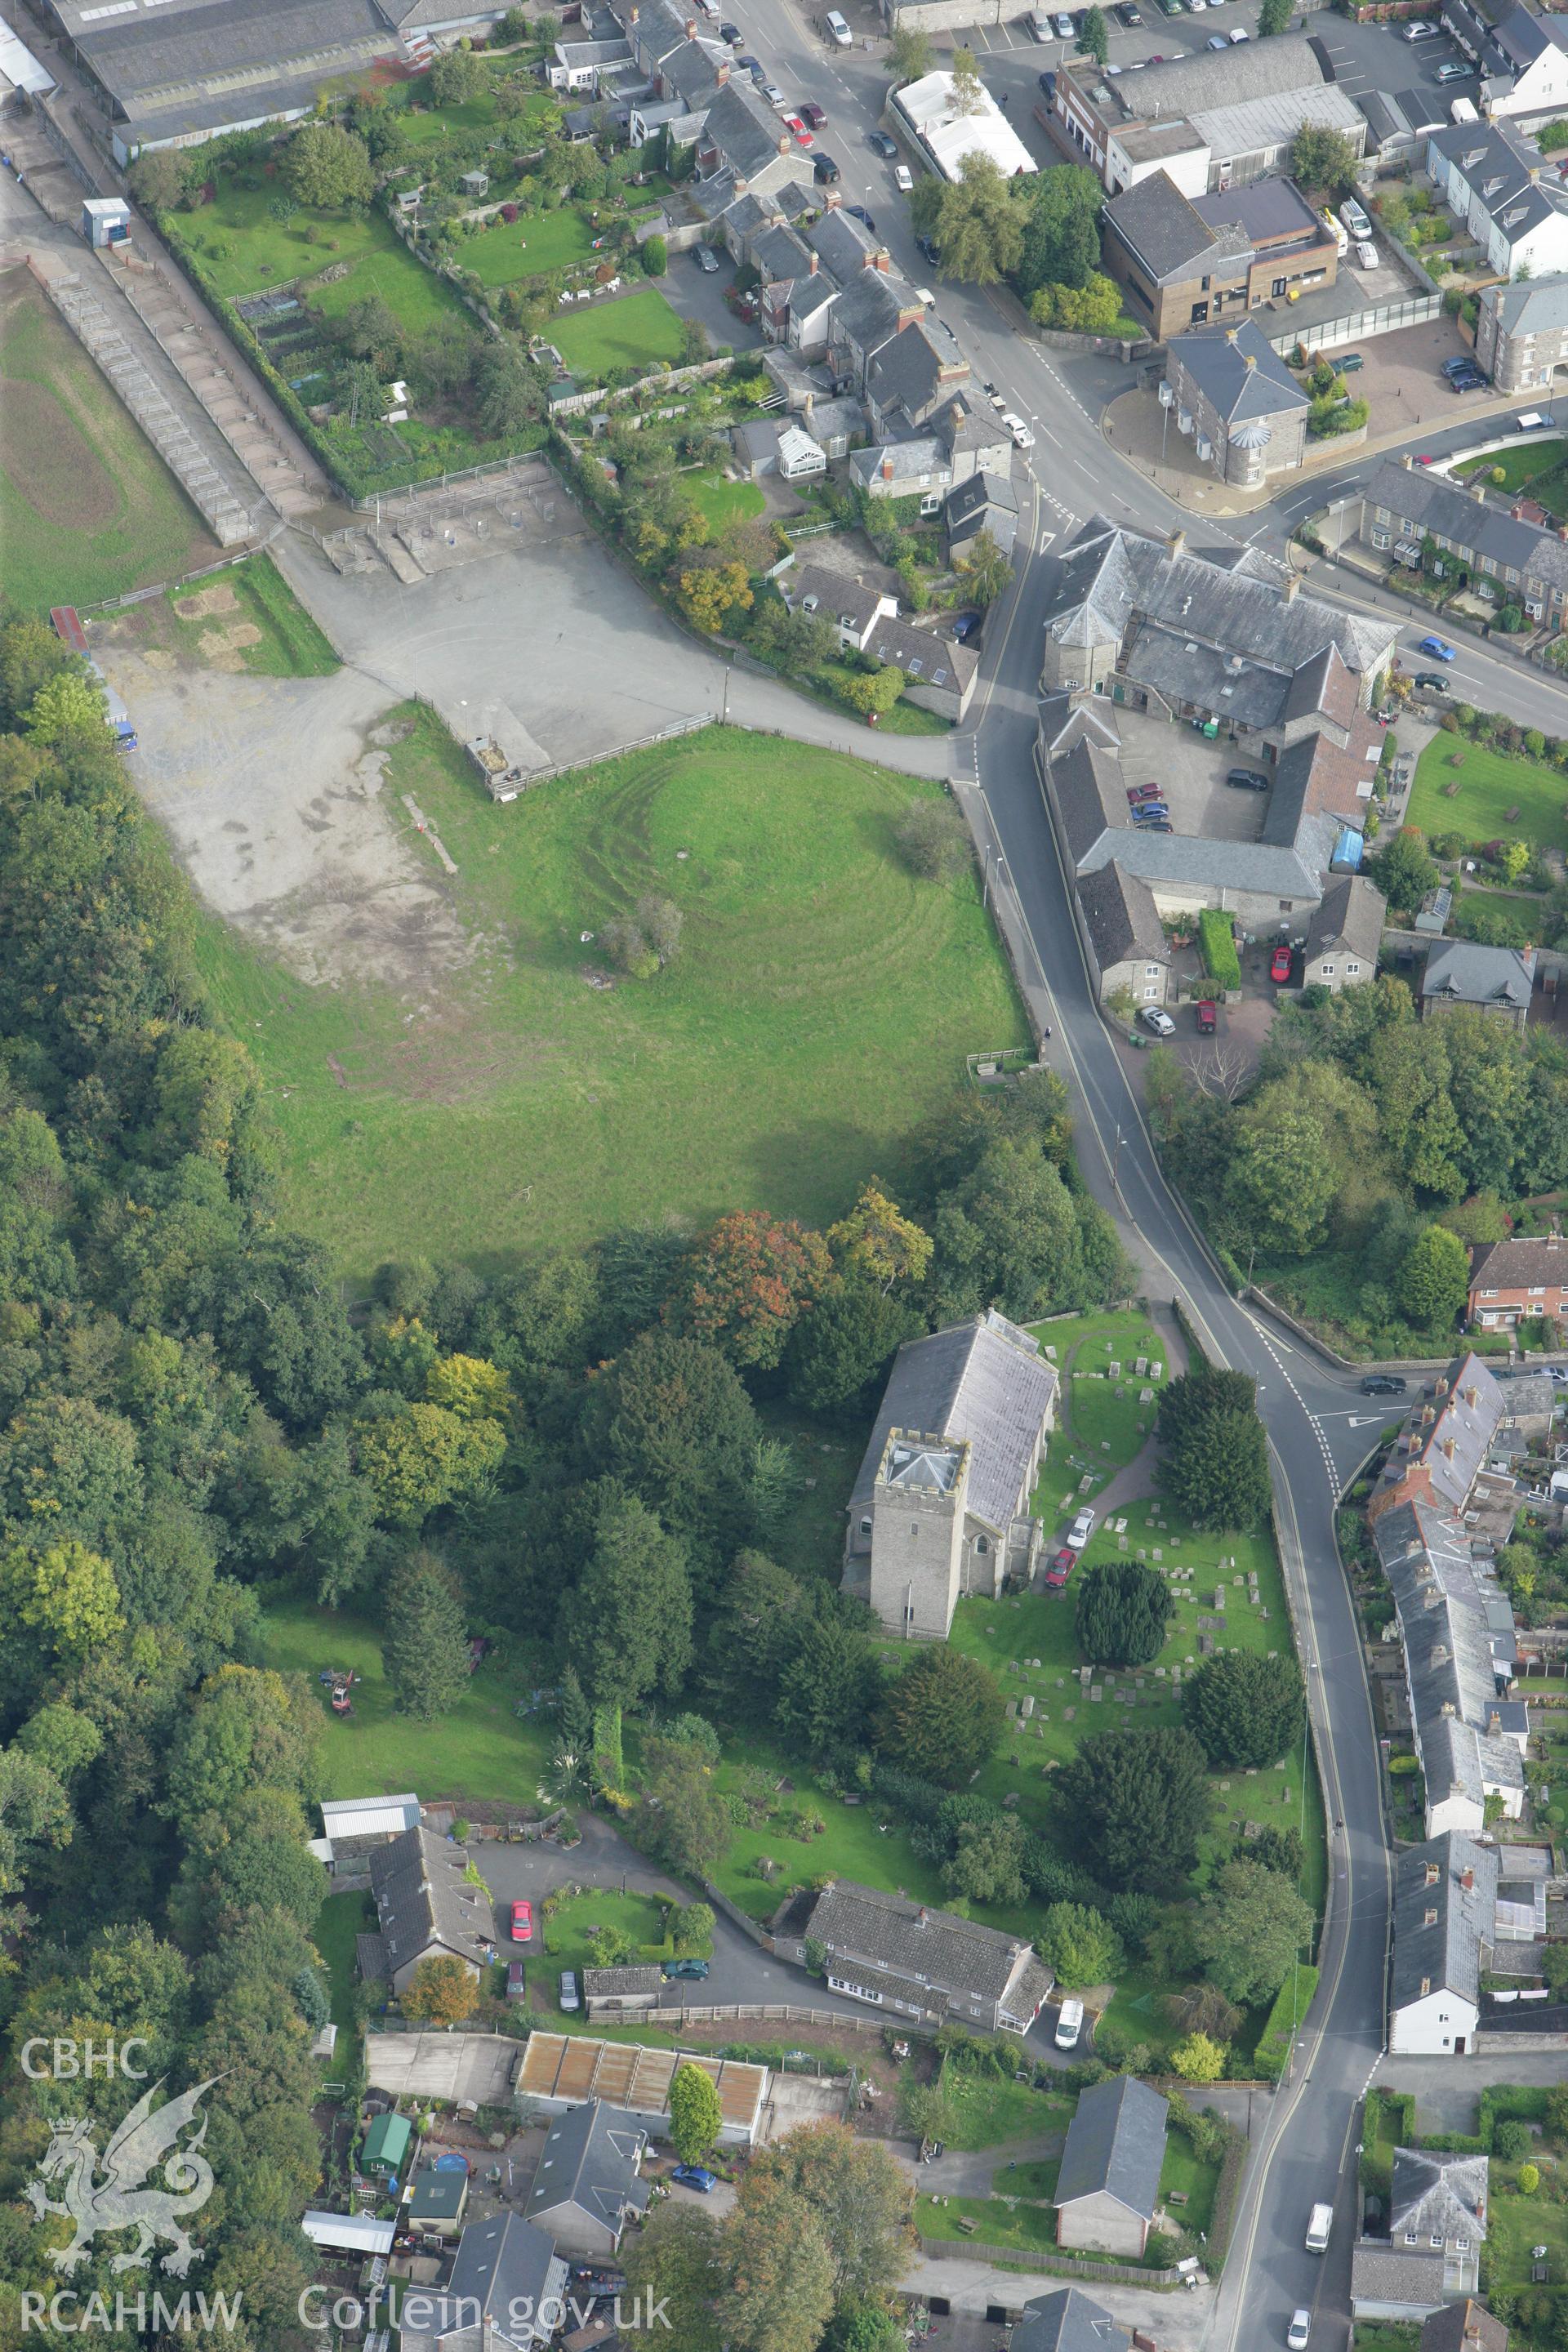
[1479,2083,1549,2148]
[1205,2118,1250,2277]
[1198,908,1242,993]
[1254,1965,1319,2085]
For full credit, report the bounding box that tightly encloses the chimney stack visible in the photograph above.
[1283,574,1300,602]
[808,248,818,274]
[881,451,894,482]
[1167,528,1187,559]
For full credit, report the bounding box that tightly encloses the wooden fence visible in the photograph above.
[918,2238,1183,2288]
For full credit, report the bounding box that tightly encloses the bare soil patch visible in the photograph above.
[174,581,239,619]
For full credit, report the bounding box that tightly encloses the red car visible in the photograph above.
[1128,782,1163,802]
[510,1900,533,1944]
[1044,1548,1076,1588]
[1269,944,1293,983]
[1196,1000,1217,1034]
[782,112,813,146]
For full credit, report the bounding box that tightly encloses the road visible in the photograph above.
[713,8,1446,2348]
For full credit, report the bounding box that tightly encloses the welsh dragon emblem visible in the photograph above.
[24,2077,220,2277]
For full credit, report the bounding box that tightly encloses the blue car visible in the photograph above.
[670,2165,719,2193]
[1417,635,1456,661]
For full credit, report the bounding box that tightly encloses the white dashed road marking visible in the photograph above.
[1245,1312,1341,1495]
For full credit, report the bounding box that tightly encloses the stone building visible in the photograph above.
[1165,318,1311,488]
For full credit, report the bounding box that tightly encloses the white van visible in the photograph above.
[1305,2203,1333,2253]
[1055,1998,1085,2050]
[1450,95,1480,122]
[1339,195,1373,242]
[825,9,853,46]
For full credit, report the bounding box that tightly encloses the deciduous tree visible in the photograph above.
[1037,1902,1125,1989]
[895,797,973,880]
[402,1955,477,2024]
[956,527,1014,607]
[284,121,374,210]
[889,24,933,80]
[840,666,906,717]
[743,2122,911,2313]
[671,1211,832,1370]
[1366,827,1441,916]
[640,1733,732,1878]
[1396,1221,1472,1330]
[943,1812,1028,1905]
[926,154,1026,284]
[679,560,753,633]
[1170,2031,1226,2082]
[1192,1859,1314,2004]
[1290,122,1360,202]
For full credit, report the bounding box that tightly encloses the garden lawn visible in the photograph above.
[1454,438,1566,499]
[810,658,953,736]
[466,208,597,285]
[941,2070,1071,2152]
[163,184,468,341]
[915,2191,1059,2252]
[1352,2328,1421,2352]
[388,78,558,149]
[551,287,688,375]
[702,1731,948,1927]
[532,1888,677,2026]
[1406,733,1568,855]
[1158,2132,1221,2235]
[259,1597,555,1802]
[0,269,218,610]
[193,714,1029,1273]
[314,1890,373,2032]
[685,468,766,529]
[1486,2149,1568,2320]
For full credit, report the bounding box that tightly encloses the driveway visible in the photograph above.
[659,243,762,354]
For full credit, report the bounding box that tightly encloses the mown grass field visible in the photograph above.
[0,268,218,609]
[314,1889,372,2031]
[466,207,598,284]
[163,183,468,340]
[193,715,1028,1273]
[260,1597,555,1802]
[1029,1307,1172,1503]
[1454,436,1567,502]
[1406,733,1568,853]
[685,467,766,529]
[550,287,688,376]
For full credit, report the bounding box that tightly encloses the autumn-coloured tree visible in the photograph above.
[678,560,753,634]
[741,2122,912,2312]
[401,1955,477,2025]
[425,1351,512,1423]
[670,1212,832,1370]
[840,666,905,719]
[827,1181,933,1293]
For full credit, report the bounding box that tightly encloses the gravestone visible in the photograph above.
[1199,1633,1215,1655]
[1089,1685,1103,1702]
[1152,1361,1164,1379]
[1140,1387,1155,1404]
[1214,1588,1227,1610]
[1109,1361,1120,1379]
[1135,1356,1148,1376]
[1020,1695,1035,1718]
[1064,1706,1076,1721]
[1152,1548,1163,1561]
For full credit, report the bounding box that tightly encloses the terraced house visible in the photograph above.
[1356,454,1568,628]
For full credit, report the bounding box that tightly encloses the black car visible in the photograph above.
[813,151,842,184]
[1411,670,1450,692]
[846,204,876,229]
[737,54,760,72]
[1227,766,1270,791]
[916,233,941,265]
[719,20,742,40]
[868,129,900,158]
[1450,368,1486,391]
[1116,2,1144,20]
[1136,817,1173,831]
[1441,354,1477,377]
[1038,68,1057,95]
[1360,1373,1408,1396]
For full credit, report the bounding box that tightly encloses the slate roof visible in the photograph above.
[866,320,963,419]
[947,469,1019,546]
[1471,1235,1568,1293]
[1305,875,1386,965]
[1196,173,1327,247]
[1362,459,1568,595]
[56,0,385,104]
[785,564,892,635]
[1423,942,1535,1011]
[405,2214,566,2352]
[525,2101,649,2239]
[751,222,813,283]
[1392,2148,1490,2245]
[849,434,951,490]
[825,1957,945,2011]
[1043,515,1395,690]
[1430,118,1568,248]
[1012,2289,1132,2352]
[1054,730,1130,862]
[1169,318,1311,429]
[802,1878,1044,2007]
[1422,2300,1510,2352]
[808,206,886,283]
[865,617,976,694]
[702,78,789,180]
[1078,860,1168,971]
[1282,639,1360,731]
[1118,30,1333,113]
[1374,1493,1525,1816]
[1352,2243,1449,2315]
[408,2169,469,2225]
[1102,172,1235,284]
[1390,1831,1499,2015]
[1486,271,1568,341]
[850,1311,1058,1532]
[832,266,920,358]
[368,1827,492,1976]
[1055,2076,1169,2221]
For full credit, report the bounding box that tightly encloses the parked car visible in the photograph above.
[1205,32,1229,46]
[1132,804,1170,824]
[1045,1547,1076,1588]
[738,56,760,74]
[894,163,914,189]
[825,7,853,44]
[1067,1507,1096,1551]
[1441,353,1478,376]
[719,20,742,41]
[510,1899,532,1943]
[1336,351,1365,372]
[1269,943,1293,983]
[951,610,982,642]
[1196,1000,1217,1033]
[1411,670,1450,691]
[1404,17,1438,34]
[693,244,719,272]
[1513,409,1557,431]
[1227,765,1269,791]
[1003,412,1035,448]
[1128,781,1162,800]
[868,129,899,157]
[1140,1005,1176,1036]
[1287,2316,1311,2352]
[782,112,813,145]
[813,151,841,183]
[1039,68,1057,94]
[1435,58,1472,78]
[1055,1997,1085,2049]
[800,100,826,127]
[762,82,786,108]
[1136,817,1173,831]
[1449,368,1486,391]
[559,1969,581,2011]
[1054,10,1075,33]
[506,1960,526,2002]
[663,1958,710,1980]
[671,2166,719,2193]
[1360,1373,1407,1396]
[846,205,876,229]
[1229,23,1250,37]
[1417,635,1456,659]
[917,234,941,264]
